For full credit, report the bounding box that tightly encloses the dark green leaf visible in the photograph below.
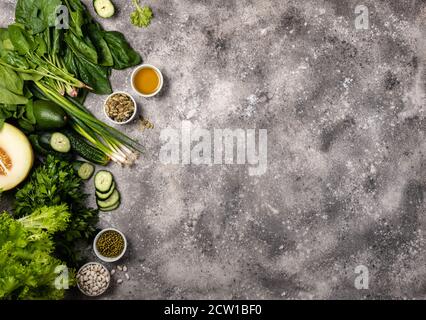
[63,48,79,78]
[87,24,113,67]
[65,32,98,64]
[103,31,142,70]
[74,55,112,95]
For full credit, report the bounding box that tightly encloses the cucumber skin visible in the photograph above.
[29,135,74,161]
[97,189,120,208]
[99,201,120,212]
[64,130,110,166]
[96,181,116,200]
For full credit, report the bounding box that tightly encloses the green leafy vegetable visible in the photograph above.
[14,156,99,265]
[0,65,24,95]
[130,0,153,28]
[0,205,72,300]
[65,32,99,65]
[15,0,63,34]
[103,31,142,70]
[87,24,114,67]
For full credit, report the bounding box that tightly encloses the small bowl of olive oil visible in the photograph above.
[131,64,163,98]
[93,228,127,263]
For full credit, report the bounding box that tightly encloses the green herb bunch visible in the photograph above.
[14,156,99,266]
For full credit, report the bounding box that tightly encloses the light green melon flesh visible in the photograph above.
[0,123,34,191]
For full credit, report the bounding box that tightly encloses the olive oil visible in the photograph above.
[133,67,160,95]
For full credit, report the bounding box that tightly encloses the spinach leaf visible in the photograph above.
[15,0,63,34]
[103,31,142,70]
[0,87,28,105]
[19,72,43,82]
[74,55,112,94]
[34,34,47,56]
[17,100,36,132]
[64,48,79,78]
[0,29,14,52]
[8,24,34,55]
[52,28,62,55]
[0,65,24,95]
[64,0,87,37]
[87,24,113,67]
[1,52,30,69]
[65,32,98,64]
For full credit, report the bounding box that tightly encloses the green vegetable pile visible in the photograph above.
[0,0,149,299]
[0,0,144,166]
[14,156,99,266]
[0,205,72,299]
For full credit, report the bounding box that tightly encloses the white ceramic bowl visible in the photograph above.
[103,91,138,125]
[131,64,164,98]
[93,228,127,263]
[76,262,110,297]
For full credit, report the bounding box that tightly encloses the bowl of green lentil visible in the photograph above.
[93,228,127,262]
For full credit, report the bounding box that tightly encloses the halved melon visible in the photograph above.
[0,123,34,191]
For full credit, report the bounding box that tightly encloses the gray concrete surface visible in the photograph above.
[1,0,426,299]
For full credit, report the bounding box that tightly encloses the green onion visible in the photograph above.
[35,82,143,166]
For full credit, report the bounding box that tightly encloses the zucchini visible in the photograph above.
[95,170,114,193]
[97,189,120,208]
[94,0,115,18]
[64,130,110,166]
[73,161,95,180]
[96,181,116,200]
[99,201,120,212]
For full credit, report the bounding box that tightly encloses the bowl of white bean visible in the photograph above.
[77,262,110,297]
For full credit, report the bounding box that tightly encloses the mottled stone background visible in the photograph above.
[1,0,426,299]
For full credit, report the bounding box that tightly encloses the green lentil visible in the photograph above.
[96,230,125,258]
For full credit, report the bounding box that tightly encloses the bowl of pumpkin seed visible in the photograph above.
[93,228,127,262]
[104,91,138,125]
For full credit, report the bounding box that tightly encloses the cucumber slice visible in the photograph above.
[50,132,71,153]
[99,201,120,212]
[96,182,116,200]
[93,0,115,18]
[94,170,114,192]
[73,161,95,180]
[97,189,120,208]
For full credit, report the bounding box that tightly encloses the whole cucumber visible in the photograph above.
[64,130,110,166]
